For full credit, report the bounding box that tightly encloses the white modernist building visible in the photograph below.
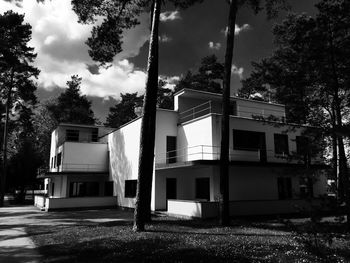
[35,89,328,218]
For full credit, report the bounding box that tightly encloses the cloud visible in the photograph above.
[159,75,180,90]
[208,41,221,50]
[159,34,172,43]
[231,65,244,79]
[160,10,181,22]
[0,0,152,99]
[222,24,251,36]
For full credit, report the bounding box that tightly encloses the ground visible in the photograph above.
[0,206,349,263]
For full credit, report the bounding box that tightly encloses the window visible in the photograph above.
[91,129,98,142]
[51,157,53,168]
[69,182,99,197]
[277,177,292,200]
[233,130,265,151]
[66,129,79,142]
[104,181,114,196]
[166,136,177,164]
[54,156,56,168]
[274,134,289,155]
[229,101,237,116]
[125,180,137,198]
[51,183,55,196]
[299,177,313,198]
[296,136,309,155]
[57,153,62,168]
[196,178,210,200]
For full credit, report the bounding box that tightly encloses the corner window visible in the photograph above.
[277,177,292,200]
[69,182,99,197]
[299,177,313,198]
[125,180,137,198]
[66,129,79,142]
[195,178,210,200]
[274,134,289,155]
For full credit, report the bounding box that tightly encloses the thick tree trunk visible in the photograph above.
[133,0,161,232]
[219,0,238,226]
[0,70,14,207]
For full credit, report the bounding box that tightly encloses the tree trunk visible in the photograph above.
[331,105,340,199]
[327,23,350,228]
[133,0,161,232]
[0,70,14,207]
[219,0,238,226]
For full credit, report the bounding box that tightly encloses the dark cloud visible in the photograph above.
[86,64,100,75]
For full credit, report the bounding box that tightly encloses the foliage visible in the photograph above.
[0,11,39,205]
[174,54,224,93]
[47,75,96,125]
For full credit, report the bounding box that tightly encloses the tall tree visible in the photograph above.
[219,0,288,225]
[0,11,39,207]
[239,0,350,227]
[174,54,224,93]
[47,75,96,125]
[72,0,203,231]
[105,93,143,128]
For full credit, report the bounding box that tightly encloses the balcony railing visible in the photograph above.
[156,145,292,166]
[38,164,108,175]
[178,100,286,123]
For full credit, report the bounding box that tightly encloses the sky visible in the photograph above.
[1,0,318,122]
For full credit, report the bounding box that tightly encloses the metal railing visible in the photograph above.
[41,163,108,174]
[178,100,286,123]
[156,145,292,165]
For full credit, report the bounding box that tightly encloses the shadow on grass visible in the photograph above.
[33,237,252,263]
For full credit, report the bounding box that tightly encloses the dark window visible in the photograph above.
[57,153,62,168]
[92,129,98,142]
[296,136,309,155]
[66,129,79,142]
[51,183,55,196]
[166,178,177,200]
[69,182,99,197]
[51,157,53,168]
[229,101,237,116]
[104,181,114,196]
[166,136,177,164]
[274,134,289,155]
[277,177,292,200]
[125,180,137,198]
[233,130,265,151]
[299,177,313,198]
[196,178,210,200]
[54,156,56,168]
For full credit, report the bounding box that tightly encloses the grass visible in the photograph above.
[27,212,350,263]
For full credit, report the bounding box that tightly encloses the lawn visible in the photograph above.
[27,212,350,263]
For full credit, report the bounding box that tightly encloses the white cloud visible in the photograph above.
[160,10,181,22]
[0,0,152,99]
[222,24,251,36]
[159,34,172,43]
[208,41,221,50]
[231,65,244,79]
[159,75,180,90]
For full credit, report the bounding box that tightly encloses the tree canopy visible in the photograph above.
[47,75,96,125]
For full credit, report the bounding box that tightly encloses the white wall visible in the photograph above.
[236,99,285,120]
[61,142,109,172]
[45,196,117,211]
[177,116,215,162]
[108,118,141,209]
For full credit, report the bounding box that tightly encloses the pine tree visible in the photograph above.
[0,11,39,206]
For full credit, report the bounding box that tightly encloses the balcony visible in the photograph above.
[155,145,312,169]
[178,100,286,124]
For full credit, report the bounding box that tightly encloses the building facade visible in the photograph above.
[36,89,328,217]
